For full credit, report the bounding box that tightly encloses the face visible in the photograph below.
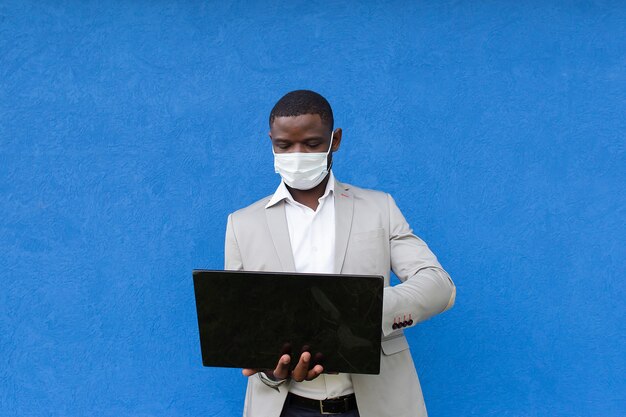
[269,114,342,167]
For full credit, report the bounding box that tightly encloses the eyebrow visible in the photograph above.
[273,136,326,142]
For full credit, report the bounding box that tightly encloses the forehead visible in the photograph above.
[270,114,329,138]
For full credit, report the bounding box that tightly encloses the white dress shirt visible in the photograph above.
[264,171,354,400]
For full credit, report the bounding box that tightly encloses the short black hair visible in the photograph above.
[269,90,334,130]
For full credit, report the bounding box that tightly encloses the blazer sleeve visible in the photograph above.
[225,213,244,271]
[381,194,456,337]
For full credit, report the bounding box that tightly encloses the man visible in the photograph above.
[225,90,456,417]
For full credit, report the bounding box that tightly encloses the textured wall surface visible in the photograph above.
[1,1,625,416]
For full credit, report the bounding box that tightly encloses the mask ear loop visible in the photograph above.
[325,130,335,172]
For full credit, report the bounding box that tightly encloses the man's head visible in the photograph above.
[269,90,343,191]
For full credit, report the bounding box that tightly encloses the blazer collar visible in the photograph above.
[264,175,354,274]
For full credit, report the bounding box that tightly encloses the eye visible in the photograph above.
[274,142,290,150]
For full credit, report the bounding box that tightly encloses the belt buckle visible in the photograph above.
[319,398,347,415]
[319,400,333,415]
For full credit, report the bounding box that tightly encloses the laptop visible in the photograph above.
[193,270,384,374]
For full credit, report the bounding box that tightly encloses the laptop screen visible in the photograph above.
[193,270,383,374]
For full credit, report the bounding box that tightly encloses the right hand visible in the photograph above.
[242,352,324,382]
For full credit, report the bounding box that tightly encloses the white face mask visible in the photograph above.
[273,131,334,190]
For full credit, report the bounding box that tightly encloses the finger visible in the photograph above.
[242,368,258,377]
[305,364,324,381]
[291,351,311,382]
[272,354,291,380]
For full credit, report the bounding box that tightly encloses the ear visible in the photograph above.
[331,128,342,152]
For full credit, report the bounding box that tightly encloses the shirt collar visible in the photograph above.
[265,171,335,209]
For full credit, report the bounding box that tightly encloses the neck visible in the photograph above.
[286,174,331,211]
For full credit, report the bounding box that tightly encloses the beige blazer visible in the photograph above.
[225,179,456,417]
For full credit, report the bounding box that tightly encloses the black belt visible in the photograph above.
[286,392,358,415]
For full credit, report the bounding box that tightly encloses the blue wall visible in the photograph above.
[1,1,624,416]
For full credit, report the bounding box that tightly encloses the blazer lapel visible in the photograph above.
[265,201,296,272]
[334,180,354,274]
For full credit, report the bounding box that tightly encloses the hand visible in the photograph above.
[242,352,324,382]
